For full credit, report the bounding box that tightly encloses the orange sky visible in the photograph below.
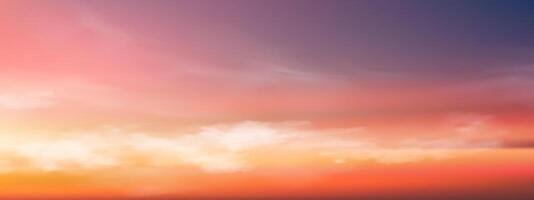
[0,0,534,199]
[1,149,533,199]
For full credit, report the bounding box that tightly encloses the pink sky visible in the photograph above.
[0,1,533,199]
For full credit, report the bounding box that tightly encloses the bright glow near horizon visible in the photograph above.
[0,0,534,199]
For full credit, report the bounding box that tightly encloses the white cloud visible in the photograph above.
[0,117,504,173]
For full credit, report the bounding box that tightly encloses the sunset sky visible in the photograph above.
[0,0,534,199]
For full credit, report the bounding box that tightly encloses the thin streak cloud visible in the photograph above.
[0,91,56,110]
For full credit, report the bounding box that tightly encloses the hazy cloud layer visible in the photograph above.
[0,115,503,173]
[0,91,56,110]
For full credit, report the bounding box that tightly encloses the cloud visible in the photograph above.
[0,91,56,110]
[0,122,289,173]
[0,117,504,173]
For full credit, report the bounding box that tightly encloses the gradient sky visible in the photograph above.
[0,0,534,199]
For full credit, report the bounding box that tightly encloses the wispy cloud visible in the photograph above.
[0,91,56,110]
[0,116,504,173]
